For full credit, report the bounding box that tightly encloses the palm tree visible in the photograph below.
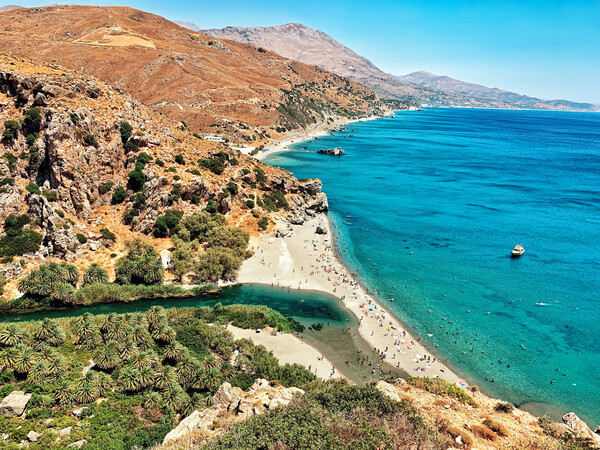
[152,324,177,344]
[162,341,187,363]
[130,326,152,349]
[0,324,26,346]
[144,391,163,410]
[138,366,154,389]
[0,346,18,368]
[96,372,114,396]
[50,282,75,303]
[83,263,108,286]
[60,262,79,286]
[117,340,139,361]
[33,318,56,341]
[154,365,178,390]
[203,368,222,391]
[118,366,142,393]
[47,355,66,375]
[175,357,199,387]
[100,312,120,334]
[36,345,56,362]
[13,346,35,375]
[55,379,73,405]
[146,306,165,327]
[202,355,219,371]
[75,381,99,404]
[27,360,51,384]
[161,383,187,412]
[94,341,119,370]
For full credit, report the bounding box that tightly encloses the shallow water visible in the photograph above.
[266,108,600,425]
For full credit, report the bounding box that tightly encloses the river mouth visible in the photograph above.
[0,283,404,383]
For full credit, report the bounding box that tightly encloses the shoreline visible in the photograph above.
[236,214,464,385]
[254,114,387,161]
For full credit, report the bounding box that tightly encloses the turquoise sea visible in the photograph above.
[265,108,600,425]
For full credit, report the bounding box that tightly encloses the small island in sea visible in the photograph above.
[0,3,598,449]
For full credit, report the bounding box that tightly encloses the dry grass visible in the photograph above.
[483,418,510,437]
[470,423,497,441]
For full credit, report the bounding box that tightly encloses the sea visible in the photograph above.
[265,108,600,425]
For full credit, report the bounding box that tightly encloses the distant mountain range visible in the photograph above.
[396,71,598,112]
[197,22,598,112]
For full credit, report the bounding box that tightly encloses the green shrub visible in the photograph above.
[23,108,42,133]
[205,200,218,214]
[175,154,185,165]
[28,146,41,175]
[76,233,88,244]
[83,134,99,148]
[407,377,477,407]
[226,181,238,196]
[112,186,127,204]
[254,166,266,184]
[99,228,116,241]
[42,190,58,202]
[26,182,41,195]
[120,121,133,144]
[70,113,79,125]
[2,120,20,141]
[98,181,114,195]
[245,199,255,209]
[258,217,269,230]
[153,209,184,238]
[0,177,14,187]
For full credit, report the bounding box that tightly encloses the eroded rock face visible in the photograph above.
[563,412,600,446]
[163,379,304,445]
[0,391,32,417]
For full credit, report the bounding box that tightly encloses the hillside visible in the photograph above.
[202,22,598,112]
[398,71,599,112]
[0,54,327,301]
[0,6,389,143]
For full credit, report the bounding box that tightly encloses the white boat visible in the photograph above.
[511,244,525,257]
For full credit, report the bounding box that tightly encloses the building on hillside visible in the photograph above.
[204,136,226,143]
[159,249,172,268]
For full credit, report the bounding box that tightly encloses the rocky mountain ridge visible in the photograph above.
[201,22,598,111]
[397,71,599,112]
[0,6,389,144]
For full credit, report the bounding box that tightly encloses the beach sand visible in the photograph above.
[236,215,465,385]
[227,325,344,381]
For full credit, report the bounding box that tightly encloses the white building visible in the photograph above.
[204,136,226,143]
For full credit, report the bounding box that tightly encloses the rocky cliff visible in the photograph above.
[0,55,327,297]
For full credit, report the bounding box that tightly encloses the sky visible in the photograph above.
[9,1,600,103]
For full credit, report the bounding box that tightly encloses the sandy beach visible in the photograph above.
[236,214,465,386]
[254,116,382,161]
[227,325,344,381]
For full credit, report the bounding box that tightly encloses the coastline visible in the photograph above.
[236,214,464,385]
[254,114,386,161]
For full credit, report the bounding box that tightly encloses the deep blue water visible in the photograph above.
[266,108,600,425]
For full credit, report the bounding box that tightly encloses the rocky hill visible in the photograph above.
[0,55,327,299]
[202,22,598,112]
[398,71,599,112]
[0,6,389,143]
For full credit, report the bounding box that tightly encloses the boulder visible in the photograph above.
[563,412,600,446]
[315,225,328,235]
[27,431,39,442]
[212,382,244,408]
[375,380,402,403]
[67,440,87,448]
[317,147,345,156]
[0,391,32,417]
[58,427,72,438]
[72,407,88,418]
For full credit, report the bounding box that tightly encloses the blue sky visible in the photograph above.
[11,1,600,103]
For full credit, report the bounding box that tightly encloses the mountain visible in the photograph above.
[200,23,506,108]
[202,23,598,112]
[0,5,22,12]
[0,6,389,142]
[398,71,599,112]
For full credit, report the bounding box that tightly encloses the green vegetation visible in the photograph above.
[98,181,114,195]
[119,121,132,144]
[257,217,269,231]
[0,214,43,257]
[26,182,41,195]
[0,304,316,449]
[153,209,184,238]
[83,134,99,148]
[175,154,185,165]
[2,120,20,141]
[127,153,152,192]
[82,263,108,286]
[99,228,116,242]
[17,262,78,303]
[115,239,163,285]
[75,233,88,244]
[198,152,232,175]
[111,186,127,204]
[407,377,478,407]
[23,108,42,134]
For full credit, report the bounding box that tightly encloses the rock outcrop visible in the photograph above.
[162,379,304,446]
[0,391,32,417]
[317,147,345,156]
[563,412,600,447]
